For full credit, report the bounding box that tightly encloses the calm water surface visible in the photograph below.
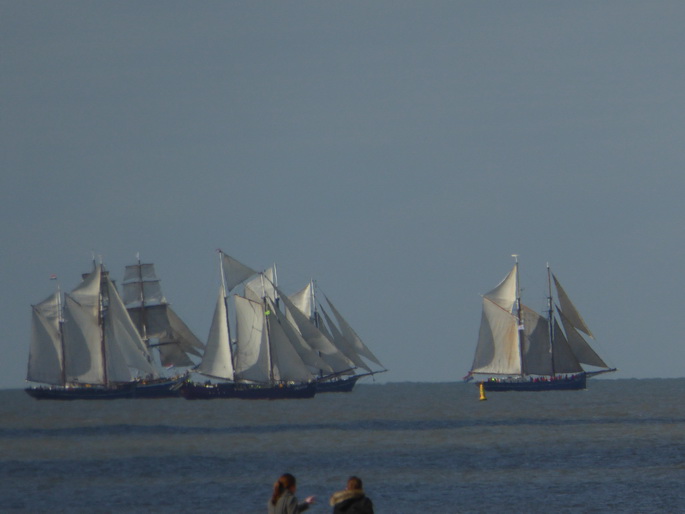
[1,379,684,513]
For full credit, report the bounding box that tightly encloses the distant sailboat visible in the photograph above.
[180,252,318,399]
[26,264,178,399]
[285,280,386,392]
[122,258,204,371]
[466,257,616,391]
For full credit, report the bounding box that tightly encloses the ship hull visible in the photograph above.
[316,375,362,393]
[25,377,183,400]
[479,373,587,392]
[180,381,316,400]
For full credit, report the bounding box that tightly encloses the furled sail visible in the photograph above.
[27,292,63,385]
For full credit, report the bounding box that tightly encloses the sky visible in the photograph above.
[2,1,685,390]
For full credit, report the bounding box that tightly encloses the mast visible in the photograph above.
[57,282,66,386]
[547,263,556,377]
[513,254,525,377]
[98,263,108,386]
[135,253,149,342]
[264,294,275,385]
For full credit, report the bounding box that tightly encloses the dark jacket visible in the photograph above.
[330,490,374,514]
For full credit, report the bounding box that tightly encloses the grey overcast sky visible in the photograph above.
[2,1,684,390]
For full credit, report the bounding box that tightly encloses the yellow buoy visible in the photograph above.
[479,382,487,401]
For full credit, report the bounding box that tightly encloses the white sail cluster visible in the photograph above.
[194,251,385,387]
[27,265,158,387]
[470,262,611,378]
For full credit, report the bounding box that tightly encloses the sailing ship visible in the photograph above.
[466,257,616,391]
[122,258,204,376]
[285,280,386,392]
[180,252,319,399]
[26,264,180,400]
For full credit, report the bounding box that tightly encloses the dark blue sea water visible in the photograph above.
[1,380,684,513]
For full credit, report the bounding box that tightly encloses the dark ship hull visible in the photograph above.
[479,373,587,392]
[316,375,363,393]
[25,377,183,400]
[180,381,316,400]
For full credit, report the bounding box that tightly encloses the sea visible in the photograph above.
[1,379,684,513]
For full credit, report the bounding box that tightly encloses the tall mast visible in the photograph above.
[55,279,67,387]
[135,253,149,342]
[263,292,275,385]
[547,263,556,377]
[98,263,108,386]
[513,254,525,377]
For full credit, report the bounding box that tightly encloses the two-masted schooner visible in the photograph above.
[25,263,182,399]
[466,257,616,391]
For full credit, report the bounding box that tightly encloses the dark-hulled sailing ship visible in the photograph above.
[465,256,616,392]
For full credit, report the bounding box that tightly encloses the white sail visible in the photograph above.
[289,282,313,319]
[483,264,518,313]
[27,292,63,385]
[324,295,383,368]
[196,287,235,380]
[553,275,594,338]
[234,295,270,383]
[558,308,609,368]
[62,266,105,385]
[470,297,521,375]
[265,298,315,382]
[318,305,371,372]
[245,269,277,303]
[103,277,157,381]
[122,263,166,308]
[221,252,258,291]
[278,290,346,373]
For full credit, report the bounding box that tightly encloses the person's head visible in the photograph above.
[347,476,363,491]
[271,473,297,505]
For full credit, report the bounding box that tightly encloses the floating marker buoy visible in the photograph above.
[479,382,487,401]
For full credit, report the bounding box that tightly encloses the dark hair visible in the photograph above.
[347,476,363,490]
[271,473,296,505]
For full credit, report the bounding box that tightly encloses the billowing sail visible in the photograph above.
[245,269,277,303]
[553,275,594,338]
[265,298,315,382]
[234,295,270,383]
[289,282,313,319]
[319,305,371,372]
[62,266,105,385]
[484,264,517,313]
[123,263,166,308]
[470,297,521,375]
[196,287,235,380]
[278,289,351,374]
[27,292,63,385]
[221,252,258,291]
[103,277,157,382]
